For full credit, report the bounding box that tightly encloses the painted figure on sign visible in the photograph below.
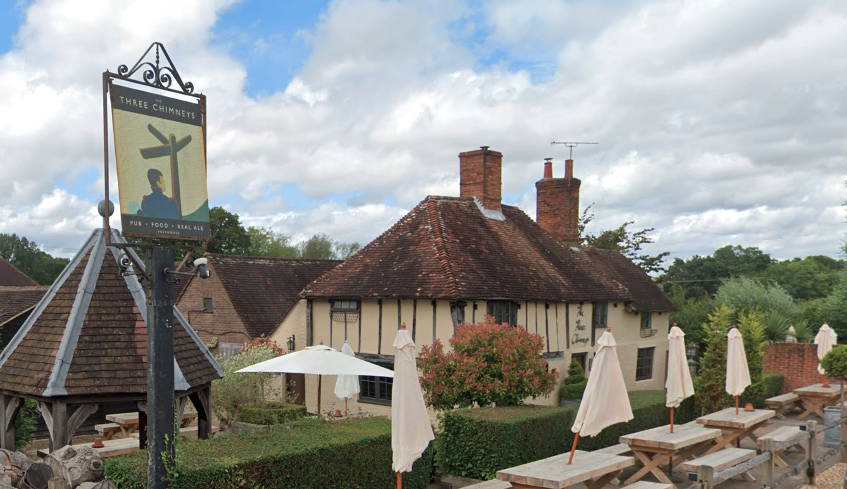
[140,169,180,219]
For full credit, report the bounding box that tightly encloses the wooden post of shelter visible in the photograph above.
[0,394,22,450]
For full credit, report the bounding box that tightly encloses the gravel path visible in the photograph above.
[801,463,846,489]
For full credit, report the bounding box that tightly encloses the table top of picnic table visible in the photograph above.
[696,407,774,429]
[620,422,722,450]
[105,411,197,426]
[794,383,842,397]
[496,450,633,489]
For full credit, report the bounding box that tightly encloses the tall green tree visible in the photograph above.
[759,256,843,301]
[208,207,252,255]
[663,245,774,299]
[245,226,298,258]
[0,233,69,285]
[695,305,734,415]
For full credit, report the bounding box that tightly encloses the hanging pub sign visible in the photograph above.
[105,43,210,241]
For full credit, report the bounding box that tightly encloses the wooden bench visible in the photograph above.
[130,425,219,440]
[94,423,123,440]
[765,393,803,419]
[681,448,757,483]
[596,443,633,456]
[462,480,512,489]
[621,482,673,489]
[757,426,806,468]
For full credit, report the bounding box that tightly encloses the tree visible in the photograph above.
[824,271,847,339]
[418,319,557,410]
[662,245,775,299]
[714,277,799,322]
[667,283,714,348]
[208,207,251,255]
[737,310,766,404]
[759,256,843,301]
[694,305,734,414]
[579,204,670,274]
[245,226,298,258]
[0,233,69,285]
[298,233,335,259]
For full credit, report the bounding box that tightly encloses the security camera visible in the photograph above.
[193,257,210,279]
[119,255,133,276]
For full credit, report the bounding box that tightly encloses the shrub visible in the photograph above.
[236,402,307,425]
[559,380,587,399]
[419,318,557,410]
[436,390,694,480]
[562,361,586,385]
[695,305,733,414]
[212,336,287,429]
[14,399,37,448]
[737,310,766,404]
[821,346,847,379]
[104,417,433,489]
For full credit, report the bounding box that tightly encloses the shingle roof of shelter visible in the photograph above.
[0,257,38,286]
[302,196,676,311]
[187,254,341,338]
[0,228,222,398]
[0,286,49,327]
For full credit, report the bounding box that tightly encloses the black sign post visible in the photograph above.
[102,43,210,489]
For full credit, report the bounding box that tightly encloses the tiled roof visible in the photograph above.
[0,286,49,326]
[0,229,222,398]
[204,254,341,338]
[0,258,38,286]
[302,196,675,311]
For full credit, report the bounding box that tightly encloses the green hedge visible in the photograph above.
[436,390,695,480]
[236,401,307,425]
[741,373,784,409]
[559,380,588,399]
[104,418,433,489]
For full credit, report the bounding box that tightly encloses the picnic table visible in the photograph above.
[696,407,774,455]
[105,411,198,438]
[619,422,722,485]
[793,383,842,419]
[496,450,634,489]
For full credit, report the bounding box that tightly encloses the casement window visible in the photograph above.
[592,302,608,329]
[331,299,359,323]
[359,359,394,405]
[487,301,517,326]
[218,342,241,362]
[640,312,652,330]
[635,347,655,381]
[203,297,213,312]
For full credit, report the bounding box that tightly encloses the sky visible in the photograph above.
[1,0,846,266]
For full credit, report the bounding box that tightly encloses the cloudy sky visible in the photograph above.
[1,0,845,265]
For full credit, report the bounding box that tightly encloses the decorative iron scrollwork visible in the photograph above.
[116,42,195,94]
[640,328,658,338]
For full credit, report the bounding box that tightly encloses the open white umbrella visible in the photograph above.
[392,325,434,489]
[569,329,633,464]
[815,323,837,387]
[666,325,694,433]
[237,345,393,415]
[334,341,360,416]
[726,327,751,414]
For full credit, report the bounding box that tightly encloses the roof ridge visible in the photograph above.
[427,198,461,298]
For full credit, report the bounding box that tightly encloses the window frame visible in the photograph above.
[592,302,608,329]
[358,359,394,405]
[640,312,652,330]
[635,347,655,381]
[486,300,517,326]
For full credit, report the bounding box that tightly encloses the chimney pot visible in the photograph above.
[565,159,574,178]
[543,158,553,179]
[480,146,489,151]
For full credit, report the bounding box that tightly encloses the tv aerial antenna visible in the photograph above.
[550,141,599,159]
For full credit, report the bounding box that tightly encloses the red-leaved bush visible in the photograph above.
[419,318,558,410]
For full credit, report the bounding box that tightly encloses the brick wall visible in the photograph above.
[763,342,833,393]
[177,262,249,348]
[535,159,581,246]
[459,147,503,212]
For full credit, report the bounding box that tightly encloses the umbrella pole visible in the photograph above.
[735,395,738,415]
[397,472,402,489]
[345,399,348,417]
[670,406,674,433]
[318,375,322,416]
[568,432,580,465]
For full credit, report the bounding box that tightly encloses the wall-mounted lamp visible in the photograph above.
[287,335,296,351]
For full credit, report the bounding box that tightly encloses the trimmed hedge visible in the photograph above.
[741,373,784,410]
[559,380,587,399]
[236,401,307,425]
[103,417,433,489]
[436,390,695,480]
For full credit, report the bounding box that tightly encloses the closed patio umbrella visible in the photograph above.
[569,329,633,464]
[726,327,751,414]
[666,324,694,433]
[237,344,393,415]
[815,323,837,387]
[392,324,434,489]
[334,341,361,416]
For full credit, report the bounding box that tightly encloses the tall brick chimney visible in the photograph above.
[459,146,503,212]
[536,158,581,246]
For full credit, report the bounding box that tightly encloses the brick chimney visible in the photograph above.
[459,146,503,212]
[536,158,581,246]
